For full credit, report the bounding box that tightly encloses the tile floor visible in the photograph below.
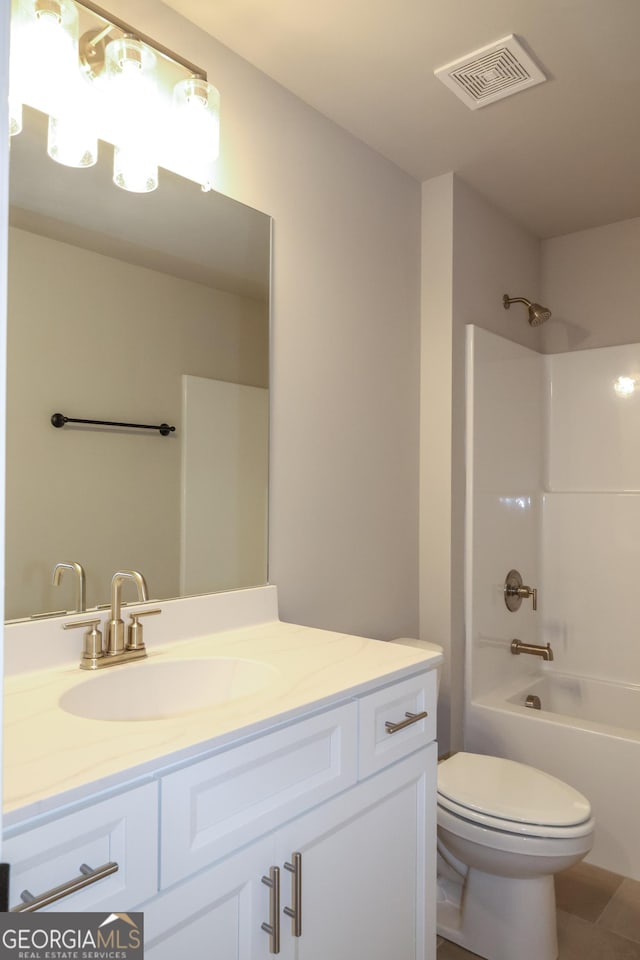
[437,861,640,959]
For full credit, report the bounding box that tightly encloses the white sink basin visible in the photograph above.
[59,657,279,722]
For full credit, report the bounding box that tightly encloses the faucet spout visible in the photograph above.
[106,570,149,655]
[510,639,554,661]
[110,570,149,620]
[52,561,86,613]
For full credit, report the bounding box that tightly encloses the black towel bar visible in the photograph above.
[51,413,175,436]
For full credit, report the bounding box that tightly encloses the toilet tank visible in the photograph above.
[390,637,443,694]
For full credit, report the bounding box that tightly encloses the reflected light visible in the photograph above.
[614,376,636,398]
[499,496,531,511]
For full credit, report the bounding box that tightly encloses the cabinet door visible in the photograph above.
[142,834,275,960]
[277,744,436,960]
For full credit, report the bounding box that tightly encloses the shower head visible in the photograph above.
[503,294,552,327]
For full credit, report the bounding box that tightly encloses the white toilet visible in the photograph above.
[389,639,596,960]
[436,752,595,960]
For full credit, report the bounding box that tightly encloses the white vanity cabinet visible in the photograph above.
[143,670,437,960]
[144,747,434,960]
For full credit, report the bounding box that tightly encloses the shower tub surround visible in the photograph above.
[465,327,640,880]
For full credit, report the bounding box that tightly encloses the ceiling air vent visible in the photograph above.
[434,35,546,110]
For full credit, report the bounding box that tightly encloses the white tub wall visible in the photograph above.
[541,342,640,685]
[420,176,542,753]
[466,328,545,700]
[546,343,640,492]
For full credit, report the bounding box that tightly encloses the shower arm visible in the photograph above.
[503,295,531,309]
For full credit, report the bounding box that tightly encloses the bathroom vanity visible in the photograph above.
[3,587,440,959]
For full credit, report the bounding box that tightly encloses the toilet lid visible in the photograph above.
[437,794,595,839]
[437,752,591,827]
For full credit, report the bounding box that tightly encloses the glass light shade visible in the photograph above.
[113,145,158,193]
[173,77,220,164]
[12,0,79,118]
[105,36,157,113]
[105,36,159,191]
[47,114,98,167]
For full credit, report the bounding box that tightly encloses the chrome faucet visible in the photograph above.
[510,639,554,661]
[52,561,86,613]
[106,570,149,656]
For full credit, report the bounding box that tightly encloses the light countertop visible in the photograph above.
[4,619,440,827]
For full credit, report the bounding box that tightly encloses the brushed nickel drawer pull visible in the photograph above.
[261,865,280,954]
[385,710,429,734]
[11,861,119,912]
[283,851,302,937]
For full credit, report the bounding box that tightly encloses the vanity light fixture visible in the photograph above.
[9,0,221,192]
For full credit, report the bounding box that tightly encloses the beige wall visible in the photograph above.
[541,216,640,353]
[419,174,454,750]
[5,227,267,619]
[420,174,541,753]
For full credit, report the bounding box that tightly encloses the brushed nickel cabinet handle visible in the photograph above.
[283,851,302,937]
[385,710,429,734]
[11,861,119,912]
[261,865,280,954]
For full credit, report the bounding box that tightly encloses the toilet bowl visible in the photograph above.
[436,752,595,960]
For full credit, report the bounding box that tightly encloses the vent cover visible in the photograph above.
[434,35,546,110]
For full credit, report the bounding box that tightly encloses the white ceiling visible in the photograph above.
[164,0,640,239]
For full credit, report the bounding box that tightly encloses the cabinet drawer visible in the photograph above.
[4,783,159,912]
[358,670,437,778]
[160,701,358,887]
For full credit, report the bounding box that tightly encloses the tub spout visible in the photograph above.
[510,639,554,661]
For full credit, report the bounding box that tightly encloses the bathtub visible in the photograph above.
[465,670,640,880]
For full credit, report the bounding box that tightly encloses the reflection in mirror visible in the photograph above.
[5,106,271,621]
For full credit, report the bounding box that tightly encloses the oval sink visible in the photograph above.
[59,657,279,722]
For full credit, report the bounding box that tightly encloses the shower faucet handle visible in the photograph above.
[504,569,538,612]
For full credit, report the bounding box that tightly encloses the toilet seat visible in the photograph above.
[437,793,594,839]
[437,752,592,839]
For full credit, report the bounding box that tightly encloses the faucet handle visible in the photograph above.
[504,569,538,612]
[63,617,104,663]
[127,609,161,651]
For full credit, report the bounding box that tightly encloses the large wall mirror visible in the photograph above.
[6,106,271,621]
